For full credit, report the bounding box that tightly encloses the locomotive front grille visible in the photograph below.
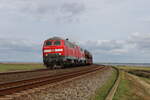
[44,53,64,61]
[43,53,65,66]
[47,53,60,58]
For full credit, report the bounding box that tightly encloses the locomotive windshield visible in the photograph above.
[45,41,52,46]
[54,41,61,46]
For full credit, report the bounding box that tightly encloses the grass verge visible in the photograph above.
[113,71,130,100]
[91,68,117,100]
[0,63,45,72]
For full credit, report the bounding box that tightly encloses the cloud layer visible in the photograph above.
[80,33,150,63]
[0,33,150,63]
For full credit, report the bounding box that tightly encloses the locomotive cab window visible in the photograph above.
[54,41,61,46]
[45,41,52,46]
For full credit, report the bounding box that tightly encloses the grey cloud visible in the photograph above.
[128,33,150,51]
[0,0,85,22]
[57,2,85,22]
[80,40,126,54]
[0,38,41,52]
[61,2,85,15]
[80,33,150,62]
[138,16,150,23]
[0,38,42,62]
[80,39,129,62]
[81,33,150,55]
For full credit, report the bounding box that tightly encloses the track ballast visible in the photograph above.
[0,65,106,97]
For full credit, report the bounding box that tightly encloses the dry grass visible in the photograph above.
[127,73,150,100]
[118,66,150,71]
[128,70,150,78]
[0,63,45,72]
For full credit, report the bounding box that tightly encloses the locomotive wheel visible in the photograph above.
[45,64,53,69]
[53,64,64,69]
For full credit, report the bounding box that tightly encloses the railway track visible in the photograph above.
[0,65,99,83]
[0,64,104,76]
[0,65,106,97]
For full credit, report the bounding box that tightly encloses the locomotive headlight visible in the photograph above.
[55,49,63,52]
[44,50,51,52]
[59,53,62,55]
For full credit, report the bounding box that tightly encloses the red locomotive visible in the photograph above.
[42,37,93,68]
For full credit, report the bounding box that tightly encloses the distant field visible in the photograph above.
[117,65,150,70]
[117,66,150,78]
[0,63,45,72]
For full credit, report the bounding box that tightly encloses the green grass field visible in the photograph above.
[0,63,45,72]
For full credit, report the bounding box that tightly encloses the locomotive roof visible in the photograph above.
[47,37,63,40]
[47,37,76,45]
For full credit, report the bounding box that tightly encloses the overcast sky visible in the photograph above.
[0,0,150,63]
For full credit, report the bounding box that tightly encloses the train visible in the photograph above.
[42,37,93,69]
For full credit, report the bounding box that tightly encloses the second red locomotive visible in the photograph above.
[42,37,92,68]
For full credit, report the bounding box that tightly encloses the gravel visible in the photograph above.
[10,66,114,100]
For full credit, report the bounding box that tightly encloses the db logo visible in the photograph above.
[51,49,55,52]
